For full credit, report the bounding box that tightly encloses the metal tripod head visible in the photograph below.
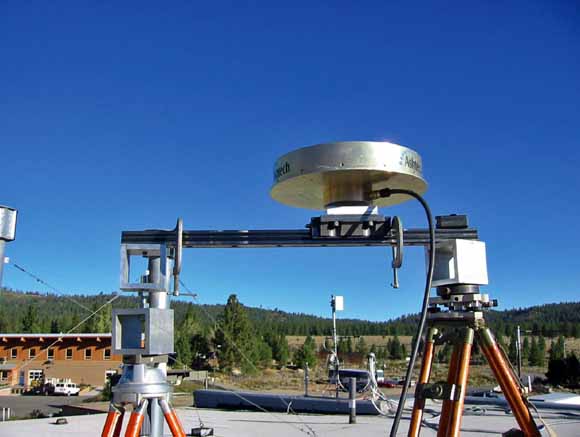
[427,238,498,324]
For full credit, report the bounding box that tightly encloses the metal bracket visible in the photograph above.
[390,216,403,288]
[173,218,183,296]
[120,243,171,292]
[416,382,462,401]
[112,308,174,355]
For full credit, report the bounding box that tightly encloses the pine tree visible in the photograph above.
[529,337,542,366]
[538,336,546,367]
[254,337,273,367]
[549,336,566,361]
[21,304,41,333]
[216,294,256,372]
[83,303,108,333]
[508,335,518,364]
[389,335,404,359]
[50,319,60,333]
[294,335,317,368]
[264,333,289,365]
[522,337,530,362]
[174,306,200,369]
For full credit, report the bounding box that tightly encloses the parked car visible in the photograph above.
[378,379,398,388]
[53,382,80,396]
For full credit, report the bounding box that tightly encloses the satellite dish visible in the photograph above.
[270,141,427,210]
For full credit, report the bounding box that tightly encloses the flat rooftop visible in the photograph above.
[0,403,578,436]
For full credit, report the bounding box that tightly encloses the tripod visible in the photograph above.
[408,285,541,437]
[101,395,186,437]
[101,248,188,437]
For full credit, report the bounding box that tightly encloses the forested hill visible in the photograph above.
[0,288,579,338]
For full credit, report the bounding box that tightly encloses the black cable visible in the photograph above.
[373,188,436,437]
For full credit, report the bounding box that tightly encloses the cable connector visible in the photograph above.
[368,188,393,200]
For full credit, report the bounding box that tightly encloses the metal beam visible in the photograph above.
[121,227,478,249]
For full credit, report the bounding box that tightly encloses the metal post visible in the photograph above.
[149,399,163,437]
[516,325,522,378]
[331,296,339,398]
[148,257,169,309]
[349,377,356,424]
[145,257,168,437]
[304,362,309,397]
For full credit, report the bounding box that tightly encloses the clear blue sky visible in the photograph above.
[2,1,579,321]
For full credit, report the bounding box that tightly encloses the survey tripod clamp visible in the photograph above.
[408,241,541,437]
[101,219,187,437]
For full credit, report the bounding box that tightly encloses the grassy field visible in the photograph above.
[180,335,580,399]
[287,335,580,359]
[184,363,555,400]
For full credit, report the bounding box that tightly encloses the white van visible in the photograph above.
[53,382,80,396]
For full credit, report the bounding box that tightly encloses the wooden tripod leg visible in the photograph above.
[447,328,473,437]
[160,399,187,437]
[101,404,124,437]
[409,327,438,437]
[437,343,460,437]
[478,328,541,437]
[124,399,148,437]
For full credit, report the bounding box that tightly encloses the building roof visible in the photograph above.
[1,404,579,436]
[0,333,111,339]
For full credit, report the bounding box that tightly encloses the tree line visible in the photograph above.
[2,289,580,339]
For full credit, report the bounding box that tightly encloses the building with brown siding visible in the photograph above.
[0,333,122,389]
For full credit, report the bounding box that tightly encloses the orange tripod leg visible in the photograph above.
[113,407,125,437]
[446,328,473,437]
[437,344,460,437]
[409,327,438,437]
[478,328,541,437]
[101,404,124,437]
[160,399,187,437]
[124,399,148,437]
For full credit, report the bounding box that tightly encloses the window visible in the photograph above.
[28,348,37,359]
[0,370,8,381]
[66,348,73,360]
[84,348,92,360]
[28,370,43,386]
[104,349,111,360]
[47,348,55,360]
[11,348,17,359]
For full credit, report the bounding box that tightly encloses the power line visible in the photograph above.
[12,263,94,314]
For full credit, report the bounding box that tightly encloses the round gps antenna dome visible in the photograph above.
[270,141,427,210]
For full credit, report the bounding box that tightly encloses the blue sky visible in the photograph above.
[2,1,579,321]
